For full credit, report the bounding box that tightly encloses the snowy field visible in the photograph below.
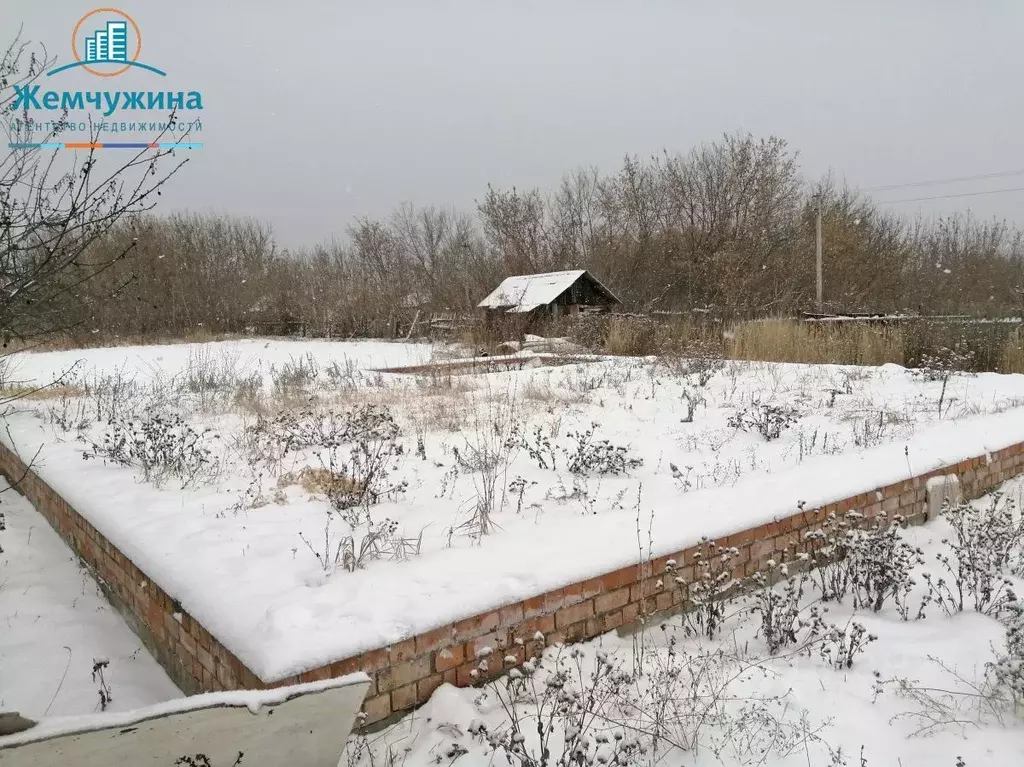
[0,479,180,717]
[345,479,1024,767]
[3,338,1024,682]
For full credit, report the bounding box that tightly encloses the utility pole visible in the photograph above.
[814,196,823,312]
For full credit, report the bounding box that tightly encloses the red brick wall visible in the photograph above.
[0,444,255,695]
[2,438,1020,724]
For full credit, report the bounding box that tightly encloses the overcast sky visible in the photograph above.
[9,0,1024,247]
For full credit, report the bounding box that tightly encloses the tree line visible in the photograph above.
[59,132,1024,342]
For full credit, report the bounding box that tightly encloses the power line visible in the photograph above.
[876,186,1024,204]
[863,168,1024,193]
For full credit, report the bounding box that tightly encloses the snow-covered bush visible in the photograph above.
[915,343,977,381]
[182,347,244,394]
[468,635,846,767]
[316,435,407,513]
[989,599,1024,708]
[806,512,924,618]
[258,404,400,455]
[748,563,879,668]
[179,347,258,412]
[80,371,144,423]
[805,511,858,602]
[749,565,810,654]
[846,516,925,616]
[269,352,320,391]
[914,343,977,417]
[44,392,90,434]
[727,401,800,441]
[299,461,424,574]
[922,494,1023,617]
[679,388,705,423]
[479,646,643,767]
[663,349,725,388]
[512,422,558,470]
[238,404,402,485]
[667,540,742,640]
[300,511,404,574]
[818,620,877,670]
[83,413,221,488]
[563,423,643,476]
[453,407,521,537]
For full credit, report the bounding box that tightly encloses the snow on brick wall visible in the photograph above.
[1,440,1020,725]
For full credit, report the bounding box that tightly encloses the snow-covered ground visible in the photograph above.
[346,480,1024,767]
[0,478,180,717]
[4,338,1024,682]
[2,337,434,387]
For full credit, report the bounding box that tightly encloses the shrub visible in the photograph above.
[270,353,320,391]
[513,423,558,470]
[915,344,977,381]
[989,599,1024,706]
[748,565,810,654]
[846,516,924,616]
[259,405,400,454]
[563,423,643,476]
[452,406,521,538]
[45,392,91,433]
[727,401,800,441]
[818,620,877,670]
[914,342,977,416]
[805,512,924,619]
[922,494,1024,617]
[662,345,725,388]
[80,370,144,423]
[300,502,422,574]
[317,437,407,512]
[241,404,401,477]
[84,413,221,488]
[748,562,879,668]
[667,540,742,640]
[180,347,256,412]
[468,634,847,767]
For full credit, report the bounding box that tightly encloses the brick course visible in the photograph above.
[1,438,1020,725]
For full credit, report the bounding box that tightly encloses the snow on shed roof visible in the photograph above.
[478,269,617,312]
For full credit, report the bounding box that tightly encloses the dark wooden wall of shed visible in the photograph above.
[551,276,616,307]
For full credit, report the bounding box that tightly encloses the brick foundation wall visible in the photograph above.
[2,437,1022,725]
[0,444,257,696]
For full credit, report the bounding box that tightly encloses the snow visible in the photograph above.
[0,673,369,748]
[346,481,1024,766]
[477,269,614,312]
[1,338,433,389]
[5,340,1024,683]
[0,478,180,717]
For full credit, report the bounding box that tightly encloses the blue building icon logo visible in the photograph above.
[47,8,167,78]
[84,19,129,64]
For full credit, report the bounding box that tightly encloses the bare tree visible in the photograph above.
[1,31,188,351]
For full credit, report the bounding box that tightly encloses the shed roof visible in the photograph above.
[477,270,618,313]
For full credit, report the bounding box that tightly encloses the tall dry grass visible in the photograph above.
[2,327,242,354]
[999,328,1024,374]
[726,320,905,366]
[564,314,723,357]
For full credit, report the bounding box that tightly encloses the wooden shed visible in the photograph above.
[477,269,620,318]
